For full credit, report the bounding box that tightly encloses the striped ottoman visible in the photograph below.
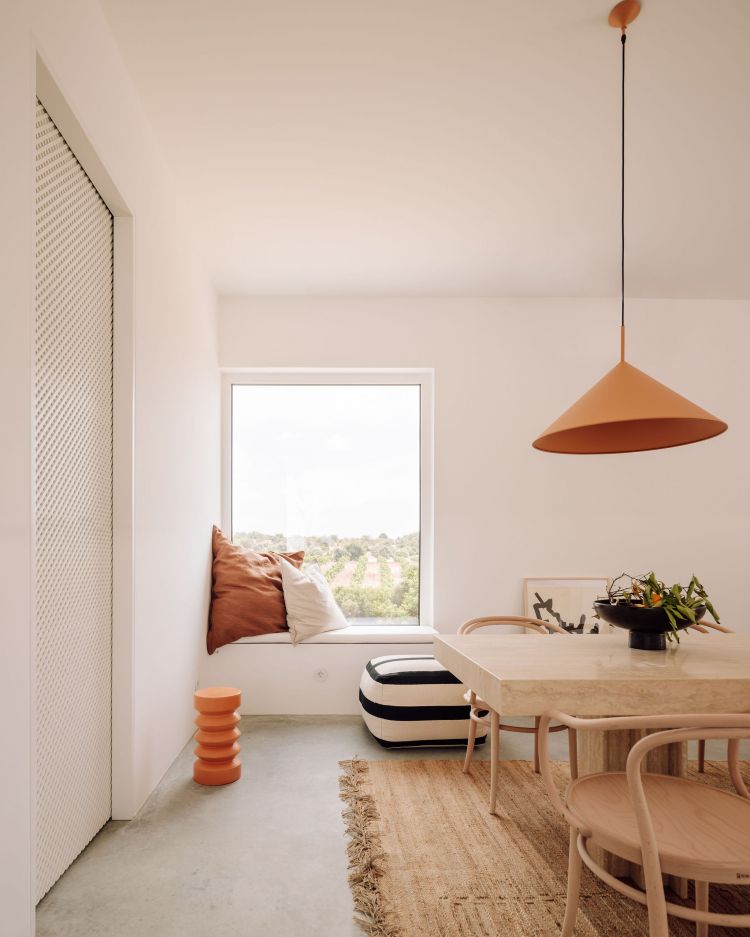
[359,655,487,748]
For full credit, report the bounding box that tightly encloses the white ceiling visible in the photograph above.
[100,0,750,298]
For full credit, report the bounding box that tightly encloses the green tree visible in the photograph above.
[393,566,419,618]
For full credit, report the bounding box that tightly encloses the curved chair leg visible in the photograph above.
[568,727,578,781]
[695,880,709,937]
[643,866,671,937]
[533,716,541,773]
[561,828,582,937]
[489,710,500,815]
[463,711,478,774]
[698,739,706,773]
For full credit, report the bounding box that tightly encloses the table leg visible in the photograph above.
[578,725,688,898]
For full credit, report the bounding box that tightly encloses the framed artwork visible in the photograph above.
[523,577,611,634]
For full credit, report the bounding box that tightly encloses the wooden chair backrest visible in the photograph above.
[690,620,734,634]
[458,615,569,636]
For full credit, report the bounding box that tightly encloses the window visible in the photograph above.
[225,373,432,626]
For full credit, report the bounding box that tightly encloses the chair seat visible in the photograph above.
[568,771,750,884]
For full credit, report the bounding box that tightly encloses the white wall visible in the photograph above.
[219,296,749,634]
[1,2,220,933]
[201,635,435,716]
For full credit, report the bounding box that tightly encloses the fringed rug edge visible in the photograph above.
[338,759,403,937]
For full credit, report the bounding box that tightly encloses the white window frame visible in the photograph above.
[221,369,434,628]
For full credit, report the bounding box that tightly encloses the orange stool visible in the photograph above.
[193,686,242,785]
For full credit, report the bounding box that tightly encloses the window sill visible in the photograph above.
[230,625,437,646]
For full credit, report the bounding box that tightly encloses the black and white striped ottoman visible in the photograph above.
[359,655,487,748]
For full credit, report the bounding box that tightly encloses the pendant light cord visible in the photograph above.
[620,32,626,329]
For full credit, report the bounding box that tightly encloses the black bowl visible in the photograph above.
[594,601,706,651]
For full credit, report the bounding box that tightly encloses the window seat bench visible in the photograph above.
[199,626,438,715]
[229,625,436,645]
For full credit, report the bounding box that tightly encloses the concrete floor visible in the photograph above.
[35,717,736,937]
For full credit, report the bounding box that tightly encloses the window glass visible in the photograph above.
[232,384,421,625]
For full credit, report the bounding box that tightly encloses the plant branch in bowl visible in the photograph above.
[597,572,720,643]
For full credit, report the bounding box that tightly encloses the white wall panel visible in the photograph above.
[35,101,113,902]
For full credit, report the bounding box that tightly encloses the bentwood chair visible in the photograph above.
[538,710,750,937]
[689,621,736,773]
[460,616,578,815]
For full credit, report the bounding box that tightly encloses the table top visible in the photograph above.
[434,633,750,716]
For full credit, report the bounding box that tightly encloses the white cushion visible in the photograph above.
[279,558,349,644]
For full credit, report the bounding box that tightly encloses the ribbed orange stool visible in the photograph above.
[193,686,242,785]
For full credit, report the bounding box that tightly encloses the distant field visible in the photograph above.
[326,555,404,589]
[234,531,419,622]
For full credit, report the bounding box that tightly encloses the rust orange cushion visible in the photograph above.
[207,526,304,653]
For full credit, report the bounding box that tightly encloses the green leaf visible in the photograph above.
[677,604,696,623]
[704,600,720,624]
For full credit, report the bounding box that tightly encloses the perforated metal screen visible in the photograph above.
[35,100,114,903]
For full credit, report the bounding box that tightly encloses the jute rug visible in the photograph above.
[338,759,749,937]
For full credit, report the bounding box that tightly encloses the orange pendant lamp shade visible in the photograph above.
[532,341,728,455]
[533,2,728,454]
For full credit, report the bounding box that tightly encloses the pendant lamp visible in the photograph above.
[532,0,728,454]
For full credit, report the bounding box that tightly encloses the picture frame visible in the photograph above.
[523,577,611,634]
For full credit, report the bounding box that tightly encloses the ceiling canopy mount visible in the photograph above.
[608,0,641,32]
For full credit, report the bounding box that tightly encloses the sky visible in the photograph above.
[232,384,420,539]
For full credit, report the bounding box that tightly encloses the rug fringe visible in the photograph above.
[338,759,402,937]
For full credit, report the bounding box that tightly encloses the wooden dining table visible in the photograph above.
[434,631,750,892]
